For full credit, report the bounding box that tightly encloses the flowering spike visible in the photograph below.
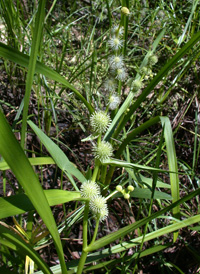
[90,111,111,134]
[89,195,109,222]
[108,36,123,51]
[80,181,100,199]
[108,55,124,69]
[148,54,158,66]
[93,141,113,162]
[115,67,128,81]
[104,78,117,92]
[108,93,121,110]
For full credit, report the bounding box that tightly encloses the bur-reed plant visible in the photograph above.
[0,1,200,273]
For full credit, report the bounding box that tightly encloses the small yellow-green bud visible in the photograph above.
[127,185,134,192]
[124,193,130,199]
[116,185,123,192]
[121,7,130,16]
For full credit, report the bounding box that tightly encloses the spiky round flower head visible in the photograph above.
[108,93,121,110]
[80,180,100,199]
[108,36,123,51]
[148,54,158,66]
[116,185,123,192]
[121,7,130,16]
[108,55,124,69]
[90,111,111,134]
[127,185,134,192]
[93,141,113,162]
[140,66,148,75]
[104,78,117,92]
[89,195,109,222]
[115,67,128,81]
[132,79,143,91]
[111,25,124,37]
[124,193,130,199]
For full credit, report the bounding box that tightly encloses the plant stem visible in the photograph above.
[77,201,89,274]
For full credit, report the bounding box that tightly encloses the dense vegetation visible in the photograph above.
[0,0,200,273]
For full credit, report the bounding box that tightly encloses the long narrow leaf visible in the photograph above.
[0,190,81,219]
[28,120,86,184]
[0,42,93,114]
[0,111,67,274]
[85,188,200,252]
[0,222,52,274]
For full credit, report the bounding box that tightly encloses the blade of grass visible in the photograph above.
[0,222,52,274]
[28,120,86,185]
[0,42,93,114]
[0,190,81,219]
[85,188,200,252]
[21,0,46,148]
[0,111,67,274]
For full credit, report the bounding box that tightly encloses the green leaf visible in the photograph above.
[0,222,52,274]
[0,111,67,274]
[0,190,81,219]
[0,42,93,114]
[85,188,200,252]
[160,117,180,219]
[0,157,55,171]
[28,120,86,184]
[103,158,168,173]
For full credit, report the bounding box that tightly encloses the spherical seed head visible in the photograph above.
[93,141,113,162]
[121,7,130,16]
[90,111,111,134]
[80,181,100,199]
[124,193,130,199]
[89,195,109,222]
[104,78,117,92]
[116,185,123,192]
[132,79,143,91]
[116,67,128,81]
[108,55,124,69]
[127,185,134,192]
[108,36,123,51]
[111,25,124,37]
[108,93,121,110]
[148,54,158,66]
[141,66,148,74]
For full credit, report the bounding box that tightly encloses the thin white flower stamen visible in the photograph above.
[115,67,128,81]
[108,93,121,110]
[104,78,117,92]
[108,36,123,51]
[108,55,124,69]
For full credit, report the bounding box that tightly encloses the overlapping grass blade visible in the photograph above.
[21,0,46,148]
[0,222,52,274]
[0,190,81,219]
[28,120,86,185]
[0,111,67,274]
[85,188,200,252]
[160,117,180,220]
[0,42,93,114]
